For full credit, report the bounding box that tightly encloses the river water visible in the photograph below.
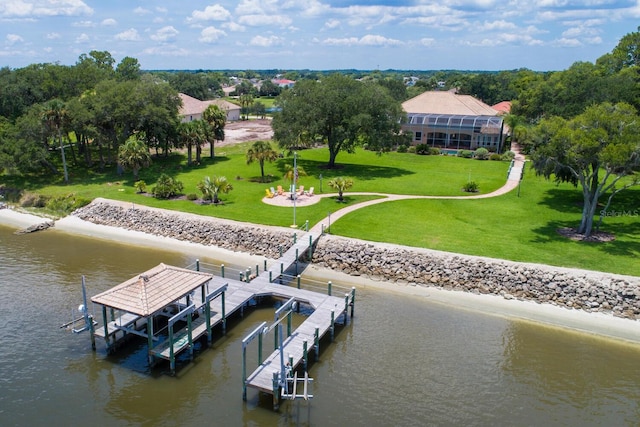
[1,224,639,426]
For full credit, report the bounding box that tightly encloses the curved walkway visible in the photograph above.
[262,145,526,234]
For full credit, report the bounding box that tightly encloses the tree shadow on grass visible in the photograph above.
[275,158,414,181]
[536,188,583,213]
[530,219,640,258]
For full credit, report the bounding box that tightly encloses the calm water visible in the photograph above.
[1,225,640,426]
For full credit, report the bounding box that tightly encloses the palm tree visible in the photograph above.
[42,99,70,183]
[118,134,151,181]
[283,163,307,196]
[239,93,254,120]
[198,175,233,204]
[179,121,204,166]
[246,140,278,182]
[202,104,226,159]
[327,176,354,202]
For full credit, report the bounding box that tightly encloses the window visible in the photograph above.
[414,131,422,141]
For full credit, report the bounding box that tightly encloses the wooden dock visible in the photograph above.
[87,229,356,395]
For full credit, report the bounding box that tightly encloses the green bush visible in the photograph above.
[429,147,441,155]
[415,144,430,155]
[407,145,416,154]
[134,180,147,193]
[489,153,502,161]
[45,194,91,214]
[474,148,490,160]
[458,150,474,158]
[187,193,198,201]
[397,144,408,153]
[501,151,516,161]
[152,173,184,199]
[20,192,49,208]
[462,181,479,192]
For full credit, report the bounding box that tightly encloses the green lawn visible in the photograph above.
[3,144,638,276]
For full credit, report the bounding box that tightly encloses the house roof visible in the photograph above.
[402,91,499,116]
[178,93,240,117]
[492,101,512,115]
[91,263,213,316]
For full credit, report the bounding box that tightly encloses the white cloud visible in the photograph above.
[478,20,517,31]
[238,14,292,27]
[46,32,61,40]
[142,46,189,56]
[73,20,94,27]
[420,38,435,46]
[101,18,117,26]
[553,37,582,47]
[323,34,403,47]
[133,7,151,15]
[0,0,93,18]
[6,34,24,45]
[75,33,90,43]
[187,5,231,23]
[250,35,283,47]
[115,28,141,41]
[199,26,227,43]
[151,26,179,42]
[324,19,340,29]
[222,22,246,32]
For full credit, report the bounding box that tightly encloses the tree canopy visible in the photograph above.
[528,102,640,237]
[272,73,405,168]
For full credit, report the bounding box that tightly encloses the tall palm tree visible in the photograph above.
[202,104,226,159]
[118,134,151,181]
[42,99,69,183]
[179,121,204,166]
[198,175,233,204]
[239,94,254,120]
[246,140,278,182]
[327,176,354,202]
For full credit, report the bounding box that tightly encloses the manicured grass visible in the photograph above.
[330,173,640,276]
[3,144,637,276]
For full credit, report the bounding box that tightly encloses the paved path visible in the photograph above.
[307,145,526,234]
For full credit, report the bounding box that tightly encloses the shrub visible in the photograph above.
[20,192,49,208]
[186,193,198,201]
[501,151,516,161]
[474,148,490,160]
[407,145,416,154]
[429,147,441,155]
[152,173,184,199]
[45,194,91,214]
[134,180,147,193]
[462,181,479,192]
[397,144,408,153]
[458,150,474,158]
[415,143,430,155]
[489,153,502,161]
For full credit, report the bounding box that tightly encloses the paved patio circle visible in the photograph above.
[262,191,322,207]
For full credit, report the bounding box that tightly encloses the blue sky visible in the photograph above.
[1,0,639,71]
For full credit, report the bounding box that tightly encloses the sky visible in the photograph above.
[1,0,640,72]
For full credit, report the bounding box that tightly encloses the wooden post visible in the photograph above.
[110,307,115,322]
[297,274,301,289]
[256,264,259,276]
[246,268,251,282]
[242,346,247,401]
[344,293,349,325]
[147,317,154,364]
[350,287,356,318]
[206,298,212,344]
[272,372,280,410]
[279,245,283,258]
[89,315,96,350]
[274,322,279,350]
[221,264,225,278]
[264,259,267,272]
[169,323,175,374]
[330,310,335,341]
[287,310,292,337]
[288,354,294,376]
[314,327,320,359]
[295,248,299,275]
[293,233,297,244]
[188,311,194,361]
[258,330,263,364]
[101,306,108,344]
[328,281,332,296]
[269,270,273,283]
[196,259,200,271]
[221,292,227,334]
[303,340,308,371]
[308,235,313,259]
[280,262,284,274]
[239,272,244,281]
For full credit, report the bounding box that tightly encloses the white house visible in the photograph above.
[178,93,241,123]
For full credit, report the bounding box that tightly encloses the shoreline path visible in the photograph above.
[262,144,525,234]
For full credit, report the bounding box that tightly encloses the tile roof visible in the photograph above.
[178,93,240,117]
[492,101,512,115]
[91,263,213,316]
[402,91,499,116]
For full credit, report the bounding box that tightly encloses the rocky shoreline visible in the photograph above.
[72,200,640,320]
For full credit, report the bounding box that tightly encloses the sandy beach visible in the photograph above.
[2,206,640,344]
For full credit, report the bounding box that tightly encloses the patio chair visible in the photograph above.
[270,187,277,197]
[298,185,305,195]
[265,188,274,198]
[305,187,314,196]
[277,185,284,195]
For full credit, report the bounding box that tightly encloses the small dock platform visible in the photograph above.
[86,229,356,392]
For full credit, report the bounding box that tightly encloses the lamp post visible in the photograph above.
[292,152,297,228]
[319,174,323,193]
